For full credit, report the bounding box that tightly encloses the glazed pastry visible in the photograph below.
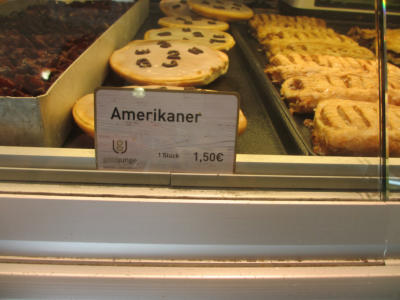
[280,73,400,113]
[109,40,229,86]
[260,30,358,49]
[249,13,326,31]
[265,53,400,83]
[348,26,400,65]
[312,99,400,156]
[266,42,375,60]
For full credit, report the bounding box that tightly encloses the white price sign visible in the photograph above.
[95,87,238,173]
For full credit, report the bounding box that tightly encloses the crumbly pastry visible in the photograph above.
[266,42,375,60]
[312,99,400,156]
[265,53,400,83]
[280,73,400,114]
[187,0,254,21]
[144,27,235,51]
[160,0,196,17]
[109,40,229,86]
[72,86,247,137]
[158,15,229,31]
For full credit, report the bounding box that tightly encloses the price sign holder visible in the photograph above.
[94,87,239,174]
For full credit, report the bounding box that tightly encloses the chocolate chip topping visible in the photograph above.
[193,32,204,37]
[172,4,181,8]
[135,49,150,55]
[157,41,172,48]
[136,58,152,68]
[213,5,225,9]
[201,0,210,4]
[208,20,216,24]
[181,0,187,3]
[183,20,193,24]
[210,39,225,43]
[182,27,191,32]
[167,50,181,60]
[157,31,172,36]
[162,60,178,68]
[188,47,204,55]
[213,34,225,38]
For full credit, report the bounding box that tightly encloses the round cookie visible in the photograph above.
[72,86,247,138]
[109,40,229,86]
[160,0,196,17]
[187,0,254,21]
[144,27,235,51]
[158,15,229,31]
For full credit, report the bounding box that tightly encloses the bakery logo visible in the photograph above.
[112,139,128,154]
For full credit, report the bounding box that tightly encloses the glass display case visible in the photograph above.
[0,0,399,298]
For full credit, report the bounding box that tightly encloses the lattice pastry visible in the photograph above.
[259,30,358,50]
[249,13,326,31]
[266,42,375,60]
[280,73,400,114]
[312,99,400,156]
[348,26,400,65]
[265,53,400,83]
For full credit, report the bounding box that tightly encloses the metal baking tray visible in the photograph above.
[230,22,314,155]
[0,0,148,147]
[65,7,310,156]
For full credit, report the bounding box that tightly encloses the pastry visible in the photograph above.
[187,0,254,21]
[280,73,400,114]
[348,26,400,65]
[249,13,326,32]
[265,53,400,83]
[158,15,229,31]
[260,30,358,50]
[266,42,375,60]
[160,0,196,17]
[312,99,400,156]
[109,39,229,86]
[72,86,247,137]
[144,27,235,51]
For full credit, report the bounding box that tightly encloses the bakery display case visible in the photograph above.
[1,0,400,298]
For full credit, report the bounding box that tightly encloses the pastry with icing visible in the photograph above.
[144,27,235,51]
[187,0,253,21]
[158,15,229,31]
[109,39,229,86]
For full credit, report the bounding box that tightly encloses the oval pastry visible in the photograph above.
[109,40,229,86]
[144,27,235,51]
[187,0,254,21]
[158,15,229,31]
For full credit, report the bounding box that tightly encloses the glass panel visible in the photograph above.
[0,0,383,192]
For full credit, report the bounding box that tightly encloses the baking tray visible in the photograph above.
[230,22,314,155]
[0,0,149,147]
[65,6,310,156]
